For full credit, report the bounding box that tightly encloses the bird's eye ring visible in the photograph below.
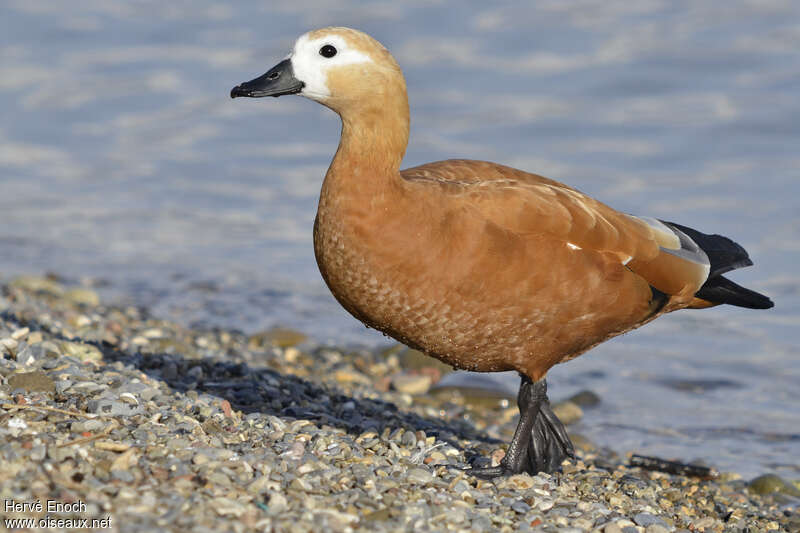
[319,45,337,58]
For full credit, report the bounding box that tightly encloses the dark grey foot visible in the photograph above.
[469,376,575,479]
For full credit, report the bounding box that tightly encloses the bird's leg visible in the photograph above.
[469,375,575,478]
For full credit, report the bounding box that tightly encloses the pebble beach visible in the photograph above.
[0,275,797,532]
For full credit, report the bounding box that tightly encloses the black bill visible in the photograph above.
[230,59,304,98]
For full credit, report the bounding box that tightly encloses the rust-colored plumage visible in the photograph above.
[231,27,773,477]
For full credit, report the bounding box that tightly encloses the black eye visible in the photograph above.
[319,45,337,58]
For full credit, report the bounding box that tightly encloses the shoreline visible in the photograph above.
[1,275,797,532]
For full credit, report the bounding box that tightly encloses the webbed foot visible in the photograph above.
[467,376,575,479]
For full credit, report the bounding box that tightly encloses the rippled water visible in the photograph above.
[1,1,798,478]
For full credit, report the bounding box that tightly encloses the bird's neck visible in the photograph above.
[314,97,412,299]
[323,94,410,197]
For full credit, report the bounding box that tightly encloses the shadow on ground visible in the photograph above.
[2,306,501,465]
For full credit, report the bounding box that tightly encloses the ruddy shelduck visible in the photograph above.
[231,27,773,477]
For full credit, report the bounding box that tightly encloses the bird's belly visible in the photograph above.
[313,216,653,379]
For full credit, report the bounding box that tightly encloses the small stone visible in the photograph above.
[211,497,247,517]
[537,498,554,511]
[141,328,164,339]
[645,525,670,533]
[247,475,274,494]
[48,446,76,462]
[363,508,391,522]
[283,440,305,460]
[8,417,27,429]
[54,380,73,394]
[64,288,100,306]
[95,441,131,452]
[192,452,210,465]
[398,347,451,374]
[30,444,46,461]
[691,517,716,529]
[58,341,103,363]
[10,328,30,341]
[71,419,105,433]
[131,336,148,346]
[8,371,55,393]
[248,327,307,349]
[567,389,601,407]
[633,512,668,528]
[401,430,417,447]
[284,347,300,362]
[33,341,61,358]
[551,400,583,425]
[500,474,536,490]
[118,392,139,406]
[490,448,505,466]
[748,474,800,497]
[206,472,231,486]
[510,500,530,514]
[14,346,36,366]
[267,492,288,515]
[187,365,203,380]
[427,451,446,462]
[392,373,432,395]
[167,438,190,451]
[69,381,105,394]
[0,338,19,353]
[10,275,63,295]
[111,469,135,483]
[87,398,143,416]
[572,517,594,530]
[333,369,370,385]
[447,507,467,523]
[407,467,433,484]
[290,477,311,491]
[607,494,623,507]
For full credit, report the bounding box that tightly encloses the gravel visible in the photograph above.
[0,275,797,532]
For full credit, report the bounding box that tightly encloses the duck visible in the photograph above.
[230,27,774,478]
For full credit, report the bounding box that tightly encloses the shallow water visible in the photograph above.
[1,1,798,478]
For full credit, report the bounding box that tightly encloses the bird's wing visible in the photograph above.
[401,159,710,296]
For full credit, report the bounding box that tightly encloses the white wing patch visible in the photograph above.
[632,215,681,250]
[626,214,712,287]
[632,214,711,283]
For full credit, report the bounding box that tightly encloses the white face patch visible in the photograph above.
[289,32,373,101]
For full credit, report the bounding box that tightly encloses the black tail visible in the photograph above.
[694,275,774,309]
[662,221,774,310]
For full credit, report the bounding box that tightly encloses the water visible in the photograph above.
[1,1,798,478]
